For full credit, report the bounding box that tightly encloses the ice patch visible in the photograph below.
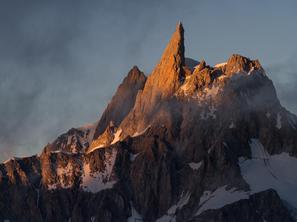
[239,138,297,209]
[188,161,202,170]
[196,186,249,215]
[81,148,117,193]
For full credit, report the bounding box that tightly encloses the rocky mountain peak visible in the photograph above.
[141,21,185,100]
[91,66,146,140]
[116,22,187,135]
[124,65,146,84]
[225,54,263,76]
[193,60,206,74]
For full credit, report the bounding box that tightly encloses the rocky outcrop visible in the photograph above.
[224,54,263,76]
[44,126,95,153]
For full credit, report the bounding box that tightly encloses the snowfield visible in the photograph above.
[239,139,297,209]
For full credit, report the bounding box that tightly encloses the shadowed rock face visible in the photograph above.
[1,23,297,222]
[92,65,147,140]
[190,189,294,222]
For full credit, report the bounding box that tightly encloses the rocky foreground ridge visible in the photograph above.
[1,23,297,222]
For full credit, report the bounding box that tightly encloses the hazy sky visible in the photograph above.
[1,0,297,161]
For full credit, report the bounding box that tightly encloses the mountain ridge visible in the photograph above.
[0,23,297,222]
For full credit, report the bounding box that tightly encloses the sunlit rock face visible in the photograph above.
[1,23,297,222]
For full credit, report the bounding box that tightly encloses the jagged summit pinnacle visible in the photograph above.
[176,21,184,38]
[140,21,185,99]
[225,54,263,75]
[91,65,146,141]
[124,65,146,84]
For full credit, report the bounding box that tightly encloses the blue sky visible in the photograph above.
[0,0,297,160]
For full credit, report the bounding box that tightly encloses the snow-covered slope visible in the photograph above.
[240,139,297,209]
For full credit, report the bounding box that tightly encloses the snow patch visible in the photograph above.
[249,139,269,159]
[127,202,143,222]
[88,144,105,153]
[130,153,140,162]
[51,150,74,155]
[214,62,227,68]
[218,75,228,81]
[77,122,97,149]
[248,67,255,75]
[87,128,122,154]
[3,158,13,164]
[287,113,297,130]
[200,106,216,120]
[156,192,191,222]
[48,162,75,190]
[239,138,297,209]
[132,125,151,137]
[111,128,122,145]
[204,85,220,99]
[276,113,282,129]
[2,156,27,164]
[196,186,249,215]
[229,122,236,129]
[180,81,191,93]
[188,161,202,170]
[266,112,271,118]
[81,148,117,193]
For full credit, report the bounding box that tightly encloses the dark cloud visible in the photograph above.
[0,0,192,161]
